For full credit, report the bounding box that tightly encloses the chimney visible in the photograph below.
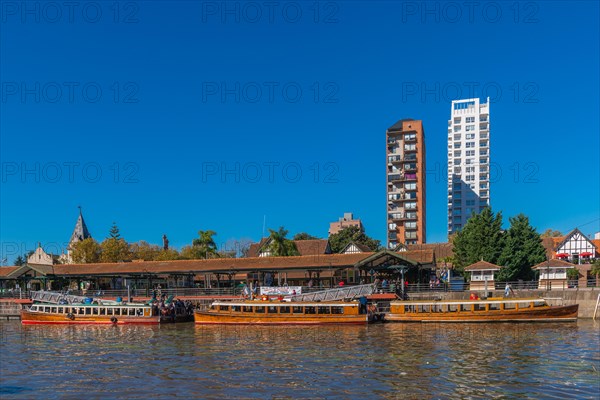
[162,234,169,250]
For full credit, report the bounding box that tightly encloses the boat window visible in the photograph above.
[279,306,290,314]
[85,308,91,315]
[232,305,241,312]
[406,305,417,313]
[31,306,37,311]
[431,304,443,313]
[533,301,545,308]
[504,303,516,310]
[292,306,303,314]
[114,308,120,316]
[210,305,216,310]
[318,306,330,314]
[418,305,428,313]
[267,306,277,314]
[58,307,63,313]
[99,308,106,315]
[520,302,531,309]
[107,308,113,315]
[473,304,486,311]
[51,307,57,313]
[489,303,500,311]
[44,307,50,313]
[220,305,229,311]
[243,306,253,313]
[305,306,316,314]
[460,304,472,312]
[331,306,344,314]
[129,308,135,316]
[254,307,265,314]
[447,305,458,312]
[92,308,99,315]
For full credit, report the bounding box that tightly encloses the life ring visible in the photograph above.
[110,316,118,324]
[67,313,75,320]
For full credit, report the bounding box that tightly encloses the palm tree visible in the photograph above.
[192,230,218,259]
[268,227,299,256]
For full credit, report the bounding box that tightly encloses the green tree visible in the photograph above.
[130,241,161,261]
[293,232,319,240]
[590,259,600,278]
[540,228,562,238]
[71,238,102,263]
[452,207,504,276]
[155,248,181,261]
[267,227,300,256]
[191,230,219,259]
[109,222,121,239]
[328,226,381,253]
[14,255,26,266]
[496,214,546,281]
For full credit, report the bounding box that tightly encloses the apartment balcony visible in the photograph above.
[404,136,417,143]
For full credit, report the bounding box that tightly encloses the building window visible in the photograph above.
[405,231,417,239]
[466,200,475,206]
[466,117,475,123]
[466,175,475,181]
[454,117,461,123]
[405,222,417,229]
[479,157,487,164]
[454,159,461,165]
[466,142,475,148]
[405,183,416,190]
[465,125,475,131]
[454,142,461,148]
[480,150,488,155]
[454,150,461,157]
[479,182,488,189]
[465,159,473,165]
[466,167,475,173]
[466,133,475,139]
[466,150,475,156]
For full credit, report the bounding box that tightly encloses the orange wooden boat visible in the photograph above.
[21,303,160,325]
[194,300,380,325]
[385,297,578,323]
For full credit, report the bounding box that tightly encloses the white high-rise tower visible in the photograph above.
[447,97,490,236]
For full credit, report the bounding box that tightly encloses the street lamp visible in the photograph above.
[389,265,408,299]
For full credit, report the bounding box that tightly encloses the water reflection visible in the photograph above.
[1,321,598,399]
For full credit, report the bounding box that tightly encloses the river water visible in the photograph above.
[0,320,598,399]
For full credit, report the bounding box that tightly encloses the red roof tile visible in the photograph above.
[464,260,501,271]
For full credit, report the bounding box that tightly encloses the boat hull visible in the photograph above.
[385,304,579,323]
[20,310,161,325]
[194,312,369,325]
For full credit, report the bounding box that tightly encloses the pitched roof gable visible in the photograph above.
[464,260,501,271]
[532,259,576,269]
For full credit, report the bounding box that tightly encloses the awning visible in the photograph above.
[580,252,593,257]
[555,253,569,258]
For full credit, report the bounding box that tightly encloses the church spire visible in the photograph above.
[69,206,92,245]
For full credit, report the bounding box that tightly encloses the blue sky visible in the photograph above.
[1,1,599,262]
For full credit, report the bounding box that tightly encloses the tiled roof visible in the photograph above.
[406,242,453,260]
[532,259,576,270]
[295,240,331,255]
[465,260,501,271]
[0,267,20,278]
[50,253,375,276]
[248,238,330,257]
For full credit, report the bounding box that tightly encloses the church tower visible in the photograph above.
[62,207,92,263]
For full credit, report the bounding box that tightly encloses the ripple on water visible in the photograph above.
[1,321,599,399]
